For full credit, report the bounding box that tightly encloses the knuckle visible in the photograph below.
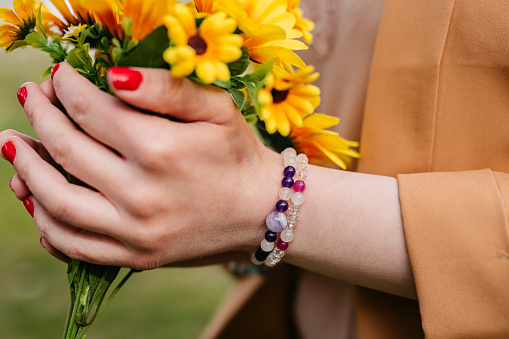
[67,94,91,125]
[48,133,72,169]
[48,197,73,222]
[136,138,175,170]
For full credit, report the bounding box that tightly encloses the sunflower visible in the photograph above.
[163,3,243,84]
[194,0,309,70]
[288,0,314,44]
[290,114,360,169]
[0,0,37,51]
[258,66,320,136]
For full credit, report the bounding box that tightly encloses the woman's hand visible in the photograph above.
[1,63,281,270]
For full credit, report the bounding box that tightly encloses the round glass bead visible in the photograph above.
[281,147,297,158]
[276,200,289,212]
[292,192,305,205]
[265,231,278,242]
[255,247,270,261]
[281,229,294,242]
[277,241,289,251]
[283,166,296,178]
[261,239,275,252]
[297,153,308,165]
[293,180,306,192]
[284,157,298,168]
[279,187,293,200]
[266,211,287,232]
[282,177,294,188]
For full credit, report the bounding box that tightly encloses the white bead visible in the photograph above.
[250,253,264,266]
[279,187,293,200]
[281,229,294,242]
[261,239,275,252]
[297,153,308,165]
[281,147,297,158]
[284,157,297,168]
[292,192,305,205]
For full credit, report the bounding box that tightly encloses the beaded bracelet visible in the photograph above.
[250,147,308,267]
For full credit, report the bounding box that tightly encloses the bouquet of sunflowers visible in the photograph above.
[1,0,359,337]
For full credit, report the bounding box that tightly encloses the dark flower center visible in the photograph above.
[188,32,207,55]
[271,89,289,103]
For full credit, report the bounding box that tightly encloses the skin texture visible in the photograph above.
[0,63,417,299]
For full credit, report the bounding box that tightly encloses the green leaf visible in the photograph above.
[120,25,169,68]
[25,32,47,48]
[6,40,28,52]
[111,46,123,64]
[36,4,46,39]
[67,48,89,70]
[111,38,121,48]
[245,59,274,83]
[41,66,52,79]
[244,81,262,114]
[213,78,231,89]
[227,88,246,110]
[228,46,250,76]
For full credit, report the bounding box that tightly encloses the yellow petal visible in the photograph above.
[314,143,347,169]
[213,60,231,82]
[173,3,196,37]
[164,15,188,45]
[271,39,308,50]
[214,44,243,63]
[0,25,16,47]
[171,60,196,78]
[287,94,314,115]
[196,59,216,84]
[201,12,236,36]
[270,46,307,69]
[14,0,36,20]
[303,113,339,129]
[280,102,303,127]
[0,8,22,26]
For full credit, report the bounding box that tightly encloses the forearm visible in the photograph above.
[282,165,416,299]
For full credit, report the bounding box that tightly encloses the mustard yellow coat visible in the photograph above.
[205,0,509,337]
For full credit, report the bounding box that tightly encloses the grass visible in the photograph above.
[0,46,235,338]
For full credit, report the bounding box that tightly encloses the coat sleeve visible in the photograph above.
[398,169,509,338]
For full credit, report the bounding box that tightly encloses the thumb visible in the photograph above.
[107,67,236,124]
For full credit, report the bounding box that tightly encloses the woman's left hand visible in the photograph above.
[0,63,281,270]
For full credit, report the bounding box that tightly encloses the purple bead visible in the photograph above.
[266,211,287,232]
[277,241,289,251]
[284,166,296,178]
[276,200,289,212]
[255,247,270,261]
[265,231,278,242]
[282,177,294,188]
[294,180,306,192]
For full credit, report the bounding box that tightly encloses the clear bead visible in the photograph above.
[281,229,294,242]
[288,213,299,223]
[297,154,308,165]
[288,223,297,231]
[292,192,305,205]
[281,147,297,158]
[284,157,298,168]
[261,239,275,252]
[279,187,293,200]
[299,170,308,180]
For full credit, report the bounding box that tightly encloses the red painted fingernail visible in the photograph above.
[23,197,34,218]
[17,86,27,107]
[2,141,16,164]
[9,177,14,191]
[109,67,143,91]
[51,63,60,80]
[40,237,46,249]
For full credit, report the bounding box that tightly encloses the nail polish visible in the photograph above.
[2,141,16,164]
[17,86,27,107]
[51,63,60,80]
[9,177,14,191]
[109,67,143,91]
[23,197,34,218]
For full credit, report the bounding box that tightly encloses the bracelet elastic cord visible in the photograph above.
[251,147,308,267]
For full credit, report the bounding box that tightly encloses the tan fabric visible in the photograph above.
[358,0,509,337]
[205,0,509,338]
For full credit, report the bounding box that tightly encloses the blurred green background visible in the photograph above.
[0,1,235,338]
